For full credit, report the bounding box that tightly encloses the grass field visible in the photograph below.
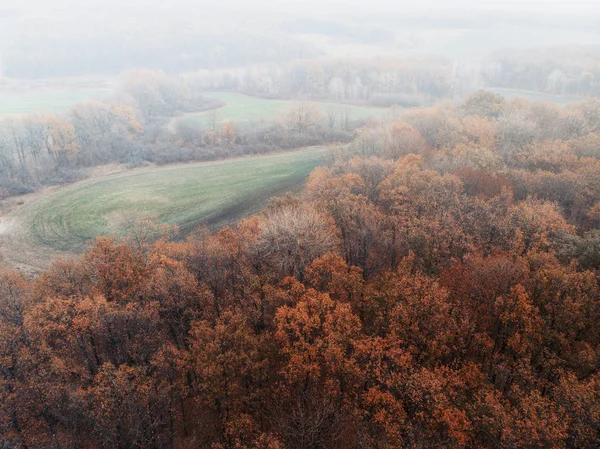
[0,88,110,116]
[4,147,327,257]
[184,92,390,127]
[486,88,584,106]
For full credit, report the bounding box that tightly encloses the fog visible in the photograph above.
[3,2,600,444]
[0,0,598,81]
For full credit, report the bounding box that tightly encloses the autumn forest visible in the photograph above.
[2,1,600,448]
[0,86,599,447]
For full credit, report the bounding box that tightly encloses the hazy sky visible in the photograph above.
[4,0,599,13]
[3,0,599,37]
[1,0,599,76]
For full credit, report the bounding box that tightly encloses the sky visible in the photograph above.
[3,0,599,34]
[3,0,598,12]
[0,0,598,75]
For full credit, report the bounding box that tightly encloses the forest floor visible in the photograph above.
[0,146,327,274]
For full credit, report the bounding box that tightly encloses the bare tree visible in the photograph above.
[285,103,322,134]
[326,107,338,129]
[118,212,178,253]
[326,143,343,164]
[0,119,29,184]
[256,205,339,279]
[208,109,220,134]
[342,107,350,130]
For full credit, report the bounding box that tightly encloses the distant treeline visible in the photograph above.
[187,47,600,104]
[483,45,600,96]
[186,58,456,107]
[0,71,366,200]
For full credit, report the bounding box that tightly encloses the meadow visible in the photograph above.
[0,88,110,116]
[3,147,327,264]
[183,92,391,127]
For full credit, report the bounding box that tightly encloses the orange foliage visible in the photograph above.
[4,94,600,448]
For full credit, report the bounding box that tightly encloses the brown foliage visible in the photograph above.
[3,94,600,448]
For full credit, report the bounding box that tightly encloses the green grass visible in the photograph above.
[0,88,110,116]
[186,92,390,127]
[12,147,327,253]
[486,88,584,106]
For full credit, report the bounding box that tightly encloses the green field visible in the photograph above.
[486,88,584,106]
[8,147,326,254]
[0,88,110,116]
[185,92,390,126]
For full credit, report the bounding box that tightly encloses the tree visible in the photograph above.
[383,122,429,159]
[274,286,363,448]
[220,121,237,147]
[284,102,322,134]
[46,114,78,165]
[404,107,465,149]
[462,90,505,118]
[70,102,140,165]
[454,167,512,199]
[189,312,266,444]
[462,115,497,148]
[118,69,190,121]
[256,205,339,280]
[0,271,30,446]
[325,106,339,129]
[510,198,576,253]
[0,118,29,183]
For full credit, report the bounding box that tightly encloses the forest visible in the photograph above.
[483,46,600,96]
[2,0,600,447]
[2,89,600,448]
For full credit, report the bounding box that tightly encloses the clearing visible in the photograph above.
[179,92,391,127]
[0,88,111,116]
[0,147,327,271]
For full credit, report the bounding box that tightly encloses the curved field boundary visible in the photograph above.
[182,92,392,127]
[1,147,327,270]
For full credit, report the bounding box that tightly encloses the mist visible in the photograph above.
[2,2,600,447]
[1,0,599,79]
